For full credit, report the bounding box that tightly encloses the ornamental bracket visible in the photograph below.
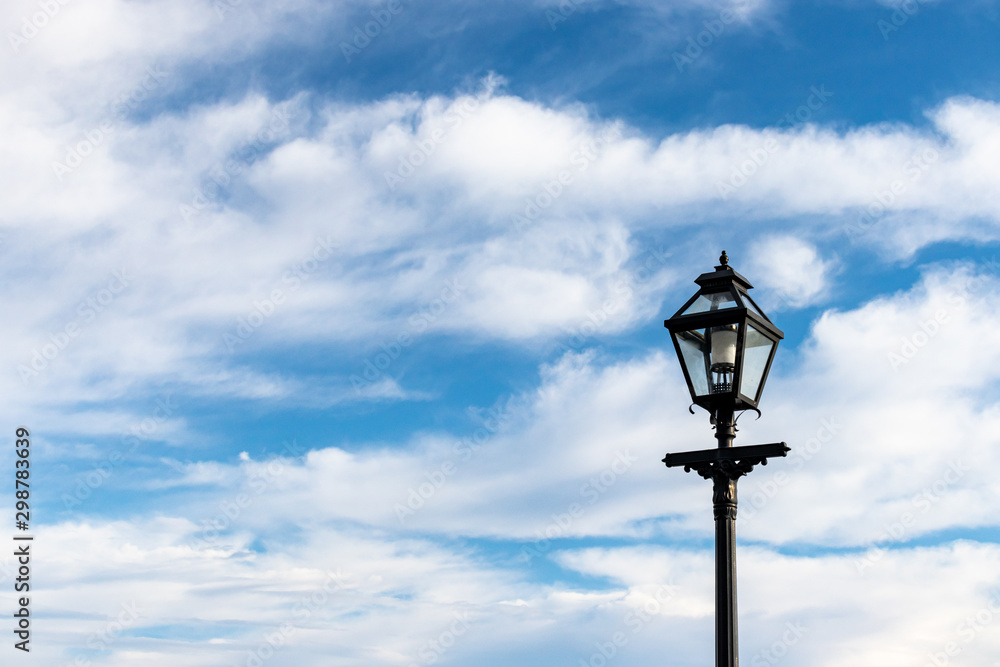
[662,442,790,480]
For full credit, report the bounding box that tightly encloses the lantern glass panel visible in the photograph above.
[675,329,711,396]
[739,322,774,401]
[742,293,767,320]
[680,290,737,316]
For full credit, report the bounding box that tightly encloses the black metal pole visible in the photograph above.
[663,428,788,667]
[713,407,739,667]
[714,406,735,449]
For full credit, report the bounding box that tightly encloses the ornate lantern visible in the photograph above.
[664,251,784,414]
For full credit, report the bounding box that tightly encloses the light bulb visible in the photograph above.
[710,326,737,368]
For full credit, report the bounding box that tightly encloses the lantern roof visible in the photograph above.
[666,251,783,338]
[693,250,754,292]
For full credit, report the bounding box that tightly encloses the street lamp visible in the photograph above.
[662,251,789,667]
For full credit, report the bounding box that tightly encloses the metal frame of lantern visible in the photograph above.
[660,251,790,667]
[664,251,784,415]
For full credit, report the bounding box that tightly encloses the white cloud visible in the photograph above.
[558,542,1000,667]
[747,235,837,309]
[77,260,996,550]
[5,27,1000,418]
[7,257,997,665]
[17,507,1000,665]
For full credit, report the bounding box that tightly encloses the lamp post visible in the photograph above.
[662,251,788,667]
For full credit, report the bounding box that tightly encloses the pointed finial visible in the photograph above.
[715,250,730,271]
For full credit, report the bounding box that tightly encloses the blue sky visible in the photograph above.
[3,0,1000,665]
